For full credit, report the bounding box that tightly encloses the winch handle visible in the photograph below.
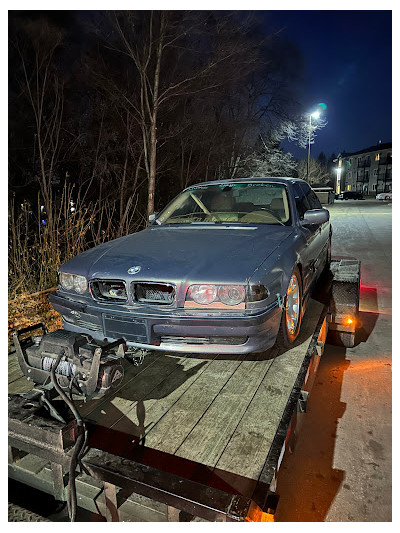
[14,322,48,339]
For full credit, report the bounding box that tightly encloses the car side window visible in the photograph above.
[293,183,310,219]
[307,190,322,209]
[300,182,322,210]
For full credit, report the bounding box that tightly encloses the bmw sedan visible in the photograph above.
[49,177,331,354]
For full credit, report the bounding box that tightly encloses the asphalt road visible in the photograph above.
[275,199,392,522]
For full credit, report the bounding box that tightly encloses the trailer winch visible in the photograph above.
[13,324,129,400]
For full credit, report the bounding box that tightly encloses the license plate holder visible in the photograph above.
[103,314,148,343]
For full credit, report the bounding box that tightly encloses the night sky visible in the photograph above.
[264,10,392,159]
[9,8,392,162]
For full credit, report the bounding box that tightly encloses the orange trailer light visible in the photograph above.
[245,502,275,522]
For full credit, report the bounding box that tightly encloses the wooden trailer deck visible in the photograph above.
[9,298,324,503]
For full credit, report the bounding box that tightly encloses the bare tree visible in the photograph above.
[106,11,259,218]
[13,18,66,232]
[297,157,330,186]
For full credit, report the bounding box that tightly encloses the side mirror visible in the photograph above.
[148,212,159,223]
[301,208,330,225]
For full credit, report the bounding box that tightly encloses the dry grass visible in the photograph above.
[8,183,144,340]
[8,290,62,344]
[8,183,144,299]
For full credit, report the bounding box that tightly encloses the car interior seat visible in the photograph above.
[269,197,286,220]
[205,193,238,221]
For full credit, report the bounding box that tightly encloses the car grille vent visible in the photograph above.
[161,336,247,346]
[75,319,103,332]
[133,283,175,305]
[90,280,128,303]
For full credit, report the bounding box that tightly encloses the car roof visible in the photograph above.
[185,177,305,189]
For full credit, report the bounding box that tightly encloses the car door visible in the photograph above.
[301,182,330,276]
[293,182,323,295]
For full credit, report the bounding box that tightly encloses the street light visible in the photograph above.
[307,111,321,182]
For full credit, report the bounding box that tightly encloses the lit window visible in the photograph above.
[347,185,351,191]
[375,153,380,161]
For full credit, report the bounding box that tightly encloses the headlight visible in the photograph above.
[59,272,87,293]
[74,275,88,294]
[217,285,245,306]
[186,284,245,306]
[59,272,74,291]
[185,283,269,308]
[187,285,218,305]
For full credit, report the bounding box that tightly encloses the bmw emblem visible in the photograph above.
[128,266,141,275]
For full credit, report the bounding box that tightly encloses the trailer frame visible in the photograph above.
[8,259,359,522]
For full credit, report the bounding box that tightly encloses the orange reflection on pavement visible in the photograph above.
[348,359,391,372]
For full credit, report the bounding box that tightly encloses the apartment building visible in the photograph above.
[340,142,392,195]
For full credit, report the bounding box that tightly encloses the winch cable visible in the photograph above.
[50,351,87,522]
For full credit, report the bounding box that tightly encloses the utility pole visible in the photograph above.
[307,111,320,182]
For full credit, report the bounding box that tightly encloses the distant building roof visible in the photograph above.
[341,142,392,158]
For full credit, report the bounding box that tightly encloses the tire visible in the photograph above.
[275,267,303,350]
[385,195,390,200]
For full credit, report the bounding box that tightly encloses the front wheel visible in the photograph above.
[275,267,302,350]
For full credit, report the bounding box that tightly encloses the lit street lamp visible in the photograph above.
[333,154,343,194]
[307,111,321,182]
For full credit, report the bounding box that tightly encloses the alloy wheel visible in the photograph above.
[286,274,300,335]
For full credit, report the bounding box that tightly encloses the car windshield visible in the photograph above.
[157,182,291,225]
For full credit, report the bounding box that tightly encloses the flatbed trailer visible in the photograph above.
[8,259,360,522]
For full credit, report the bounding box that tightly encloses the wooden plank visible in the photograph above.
[112,355,217,436]
[8,375,34,394]
[142,354,246,454]
[81,353,188,425]
[8,354,25,385]
[77,350,166,417]
[214,300,324,480]
[9,453,49,474]
[174,355,275,467]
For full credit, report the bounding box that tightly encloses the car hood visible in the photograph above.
[62,224,294,284]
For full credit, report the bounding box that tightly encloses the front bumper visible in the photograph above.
[49,293,282,354]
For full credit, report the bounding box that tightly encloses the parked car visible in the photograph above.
[340,191,364,200]
[49,178,331,354]
[376,192,392,201]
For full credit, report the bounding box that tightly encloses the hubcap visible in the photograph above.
[286,274,300,335]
